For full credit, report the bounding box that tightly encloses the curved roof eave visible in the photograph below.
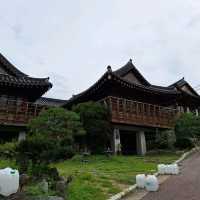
[64,69,180,107]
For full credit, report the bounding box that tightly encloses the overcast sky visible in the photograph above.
[0,0,200,99]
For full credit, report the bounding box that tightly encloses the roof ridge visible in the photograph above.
[114,59,151,86]
[168,77,185,87]
[112,71,178,94]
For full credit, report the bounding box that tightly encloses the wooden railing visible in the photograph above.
[0,97,179,128]
[0,100,48,126]
[103,96,179,128]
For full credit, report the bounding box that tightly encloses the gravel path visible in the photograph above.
[123,151,200,200]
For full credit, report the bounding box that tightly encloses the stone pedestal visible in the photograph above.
[18,131,26,142]
[136,131,146,155]
[113,128,121,154]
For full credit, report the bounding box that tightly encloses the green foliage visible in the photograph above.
[175,113,200,139]
[0,159,17,169]
[25,182,57,197]
[16,107,85,173]
[27,162,60,182]
[155,130,176,149]
[72,102,112,153]
[0,141,17,159]
[175,113,200,149]
[16,136,75,173]
[175,138,194,149]
[53,153,180,200]
[29,107,85,140]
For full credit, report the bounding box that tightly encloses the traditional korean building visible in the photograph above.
[0,53,52,141]
[65,59,200,155]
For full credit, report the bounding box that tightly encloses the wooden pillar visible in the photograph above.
[136,131,146,155]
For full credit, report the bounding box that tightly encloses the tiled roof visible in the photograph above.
[65,64,180,106]
[168,78,186,88]
[114,59,151,86]
[64,59,200,107]
[0,53,28,77]
[0,73,51,88]
[169,78,199,97]
[0,53,52,89]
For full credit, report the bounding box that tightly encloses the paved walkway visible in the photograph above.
[123,151,200,200]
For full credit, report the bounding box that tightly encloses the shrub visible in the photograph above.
[16,107,85,168]
[0,141,17,159]
[175,113,200,149]
[16,136,75,173]
[28,107,85,140]
[72,101,112,153]
[27,162,60,181]
[174,138,194,150]
[155,130,176,149]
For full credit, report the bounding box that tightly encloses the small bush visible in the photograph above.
[175,113,200,149]
[16,136,75,173]
[16,107,84,174]
[175,138,194,150]
[0,141,17,159]
[155,130,176,149]
[27,162,60,181]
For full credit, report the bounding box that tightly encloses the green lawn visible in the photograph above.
[53,152,180,200]
[0,159,16,169]
[0,153,181,200]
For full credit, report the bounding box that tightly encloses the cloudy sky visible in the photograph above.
[0,0,200,99]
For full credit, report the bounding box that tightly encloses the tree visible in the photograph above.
[175,113,200,149]
[29,107,85,141]
[73,101,112,153]
[155,129,176,150]
[16,108,86,171]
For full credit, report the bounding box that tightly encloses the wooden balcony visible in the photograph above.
[104,96,179,129]
[0,100,48,126]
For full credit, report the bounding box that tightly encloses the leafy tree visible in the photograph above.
[73,101,112,153]
[155,129,176,149]
[16,108,85,172]
[29,107,85,140]
[175,113,200,148]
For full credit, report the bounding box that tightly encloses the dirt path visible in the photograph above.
[123,151,200,200]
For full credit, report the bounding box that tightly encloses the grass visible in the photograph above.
[53,152,180,200]
[0,159,17,169]
[0,152,181,200]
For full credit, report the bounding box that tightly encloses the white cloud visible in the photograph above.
[0,0,200,99]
